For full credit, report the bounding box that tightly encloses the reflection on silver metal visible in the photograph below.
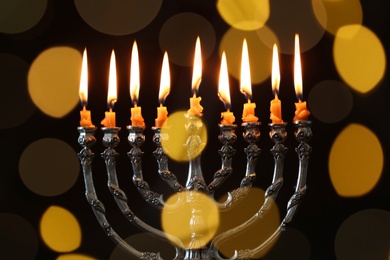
[77,116,312,260]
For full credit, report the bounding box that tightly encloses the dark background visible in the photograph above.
[0,1,389,259]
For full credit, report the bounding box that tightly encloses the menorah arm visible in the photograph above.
[210,121,311,259]
[77,134,167,260]
[101,147,185,259]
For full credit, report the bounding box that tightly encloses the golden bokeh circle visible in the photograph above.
[333,25,386,94]
[40,205,82,253]
[28,46,81,118]
[161,191,220,249]
[329,123,383,197]
[216,0,270,31]
[160,110,208,162]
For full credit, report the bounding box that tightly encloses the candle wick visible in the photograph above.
[109,107,113,112]
[193,92,196,98]
[227,107,230,112]
[134,101,138,107]
[248,98,251,104]
[159,103,163,107]
[275,93,279,100]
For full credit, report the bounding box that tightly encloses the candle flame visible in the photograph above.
[130,41,140,105]
[191,36,202,94]
[272,43,280,96]
[107,50,117,108]
[79,48,88,106]
[218,51,231,109]
[240,39,252,100]
[294,34,303,100]
[159,51,170,104]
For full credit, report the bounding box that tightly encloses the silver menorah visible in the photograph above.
[77,113,312,260]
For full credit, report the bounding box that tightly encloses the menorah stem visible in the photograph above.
[185,114,207,191]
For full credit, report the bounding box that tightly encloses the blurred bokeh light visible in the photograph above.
[329,123,383,197]
[308,80,353,123]
[0,54,36,129]
[161,110,208,162]
[40,205,82,252]
[28,46,81,118]
[216,0,270,31]
[0,0,47,34]
[335,209,390,260]
[0,213,38,259]
[19,138,80,196]
[333,25,386,94]
[159,13,216,66]
[312,0,362,35]
[75,0,162,36]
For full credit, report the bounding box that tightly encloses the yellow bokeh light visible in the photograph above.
[40,205,82,252]
[57,254,96,260]
[216,0,270,31]
[28,46,82,118]
[220,28,276,85]
[161,191,219,249]
[333,25,386,94]
[312,0,362,35]
[216,187,280,258]
[329,123,383,197]
[161,111,207,162]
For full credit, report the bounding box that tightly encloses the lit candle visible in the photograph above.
[270,44,283,124]
[155,51,170,127]
[79,48,94,127]
[100,50,117,127]
[293,34,310,121]
[240,39,258,123]
[218,51,235,125]
[130,41,145,127]
[187,36,203,116]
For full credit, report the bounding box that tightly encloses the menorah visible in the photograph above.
[77,114,312,259]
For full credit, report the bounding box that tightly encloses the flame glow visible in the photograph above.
[107,50,117,107]
[218,51,231,108]
[272,44,280,95]
[130,41,140,104]
[294,34,303,100]
[240,39,252,100]
[79,48,88,105]
[159,51,170,104]
[191,36,202,94]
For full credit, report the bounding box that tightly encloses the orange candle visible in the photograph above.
[129,41,145,126]
[218,51,235,125]
[101,50,117,127]
[270,44,283,124]
[79,48,94,127]
[187,37,203,116]
[156,105,168,127]
[155,52,170,127]
[240,39,258,123]
[293,34,310,121]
